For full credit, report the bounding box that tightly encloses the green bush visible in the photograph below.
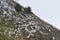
[15,3,22,13]
[24,6,31,13]
[27,6,31,13]
[0,9,3,15]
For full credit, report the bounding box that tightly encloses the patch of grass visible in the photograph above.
[0,33,9,40]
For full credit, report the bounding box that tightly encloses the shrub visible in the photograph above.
[24,6,31,13]
[0,9,3,15]
[15,3,22,13]
[27,6,31,13]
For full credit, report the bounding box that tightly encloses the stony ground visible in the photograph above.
[0,0,60,40]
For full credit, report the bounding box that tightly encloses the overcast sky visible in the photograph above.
[16,0,60,30]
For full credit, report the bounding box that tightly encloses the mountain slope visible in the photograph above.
[0,0,60,40]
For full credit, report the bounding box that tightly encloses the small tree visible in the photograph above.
[24,6,31,13]
[27,6,31,13]
[15,3,22,13]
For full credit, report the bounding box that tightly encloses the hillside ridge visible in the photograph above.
[0,0,60,40]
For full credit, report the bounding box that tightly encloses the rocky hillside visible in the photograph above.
[0,0,60,40]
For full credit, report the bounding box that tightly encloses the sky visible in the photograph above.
[16,0,60,30]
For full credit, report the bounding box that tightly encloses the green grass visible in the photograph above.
[0,32,9,40]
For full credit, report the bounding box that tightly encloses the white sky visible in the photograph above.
[16,0,60,30]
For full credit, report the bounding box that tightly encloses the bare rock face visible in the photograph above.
[0,0,59,40]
